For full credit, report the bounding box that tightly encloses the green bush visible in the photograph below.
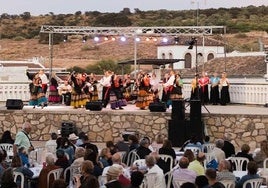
[13,36,25,41]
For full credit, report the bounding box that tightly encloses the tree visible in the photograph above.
[94,13,132,26]
[20,12,31,20]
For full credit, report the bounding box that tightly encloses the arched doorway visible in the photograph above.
[184,53,192,68]
[207,53,214,61]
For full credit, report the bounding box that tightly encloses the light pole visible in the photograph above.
[48,32,53,86]
[134,34,137,79]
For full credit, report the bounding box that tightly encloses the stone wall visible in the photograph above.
[0,109,267,151]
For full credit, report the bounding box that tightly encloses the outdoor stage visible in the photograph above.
[0,103,267,150]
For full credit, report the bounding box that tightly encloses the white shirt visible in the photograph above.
[39,74,49,84]
[100,75,111,87]
[163,75,175,87]
[211,147,226,162]
[147,164,166,188]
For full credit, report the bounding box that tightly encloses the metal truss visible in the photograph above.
[40,25,226,36]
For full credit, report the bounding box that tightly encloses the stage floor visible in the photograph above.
[1,102,266,115]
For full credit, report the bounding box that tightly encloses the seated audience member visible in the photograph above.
[185,135,203,150]
[236,161,260,188]
[188,152,206,176]
[76,132,86,146]
[106,141,118,155]
[173,157,197,187]
[128,135,139,151]
[115,137,129,152]
[68,133,79,152]
[11,155,34,187]
[0,150,8,169]
[102,152,130,179]
[73,160,99,188]
[105,165,125,188]
[38,153,60,188]
[58,137,75,164]
[0,167,17,188]
[51,179,67,188]
[45,132,58,154]
[0,131,14,144]
[99,148,112,168]
[222,133,235,158]
[145,155,166,188]
[18,147,30,168]
[127,170,144,188]
[71,147,85,167]
[84,148,103,177]
[195,175,209,188]
[203,136,210,144]
[184,149,195,163]
[159,139,176,161]
[216,160,236,182]
[181,182,196,188]
[136,138,152,159]
[0,150,7,184]
[235,144,253,170]
[55,149,70,171]
[150,134,164,153]
[211,139,226,162]
[80,136,99,154]
[205,168,225,188]
[253,140,268,168]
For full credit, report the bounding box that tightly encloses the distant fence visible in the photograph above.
[0,80,267,105]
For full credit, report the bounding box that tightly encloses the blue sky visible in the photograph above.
[1,0,268,15]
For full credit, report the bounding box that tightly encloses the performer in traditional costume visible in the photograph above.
[150,73,160,102]
[99,70,112,108]
[219,72,230,105]
[198,72,210,104]
[161,73,170,106]
[135,72,152,110]
[110,73,124,110]
[38,69,49,94]
[190,74,199,100]
[70,72,87,109]
[122,74,132,102]
[48,73,61,103]
[209,72,220,105]
[58,80,72,105]
[170,73,183,100]
[162,70,176,108]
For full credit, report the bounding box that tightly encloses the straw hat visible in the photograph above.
[68,133,79,141]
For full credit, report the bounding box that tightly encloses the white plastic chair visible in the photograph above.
[159,154,174,172]
[47,168,63,188]
[204,153,218,169]
[229,157,249,171]
[45,144,57,155]
[64,165,81,185]
[220,180,236,188]
[184,146,201,154]
[29,147,45,165]
[13,171,25,188]
[98,175,107,187]
[126,150,140,166]
[0,143,14,162]
[263,158,268,169]
[164,171,173,188]
[202,143,215,153]
[173,179,188,188]
[133,159,146,169]
[242,178,263,188]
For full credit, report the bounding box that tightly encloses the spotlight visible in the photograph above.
[120,36,126,42]
[82,36,87,43]
[94,36,100,42]
[153,37,158,42]
[135,37,140,42]
[63,35,68,42]
[174,36,179,44]
[111,37,116,41]
[162,37,168,43]
[145,37,150,42]
[104,36,109,41]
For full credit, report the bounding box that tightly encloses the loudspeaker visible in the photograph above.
[85,101,102,111]
[168,120,185,147]
[172,100,185,120]
[149,102,167,112]
[61,122,77,138]
[190,99,201,120]
[6,99,23,110]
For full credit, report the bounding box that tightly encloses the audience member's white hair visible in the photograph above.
[22,122,31,129]
[46,153,55,165]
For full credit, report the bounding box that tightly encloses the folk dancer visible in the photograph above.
[99,70,112,108]
[38,69,49,94]
[135,72,153,110]
[190,74,199,100]
[48,72,61,103]
[161,73,170,106]
[110,73,124,110]
[209,72,220,105]
[162,70,176,108]
[122,74,132,102]
[88,73,99,101]
[219,72,230,105]
[58,80,72,105]
[198,72,210,104]
[150,73,160,102]
[70,72,87,109]
[170,73,184,100]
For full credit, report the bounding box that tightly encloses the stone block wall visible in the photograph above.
[0,109,267,151]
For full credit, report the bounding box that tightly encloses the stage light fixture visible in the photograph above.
[94,36,100,42]
[111,37,116,41]
[104,36,109,41]
[120,36,126,42]
[188,37,196,49]
[82,36,87,43]
[174,36,179,44]
[153,37,158,42]
[162,37,168,43]
[63,35,68,42]
[145,37,150,42]
[135,37,140,42]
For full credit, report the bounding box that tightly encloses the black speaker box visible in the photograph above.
[6,99,23,110]
[168,120,186,147]
[172,99,185,120]
[61,122,77,137]
[149,102,167,112]
[85,101,102,111]
[190,99,201,120]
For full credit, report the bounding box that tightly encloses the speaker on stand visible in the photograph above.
[6,99,24,110]
[189,99,204,142]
